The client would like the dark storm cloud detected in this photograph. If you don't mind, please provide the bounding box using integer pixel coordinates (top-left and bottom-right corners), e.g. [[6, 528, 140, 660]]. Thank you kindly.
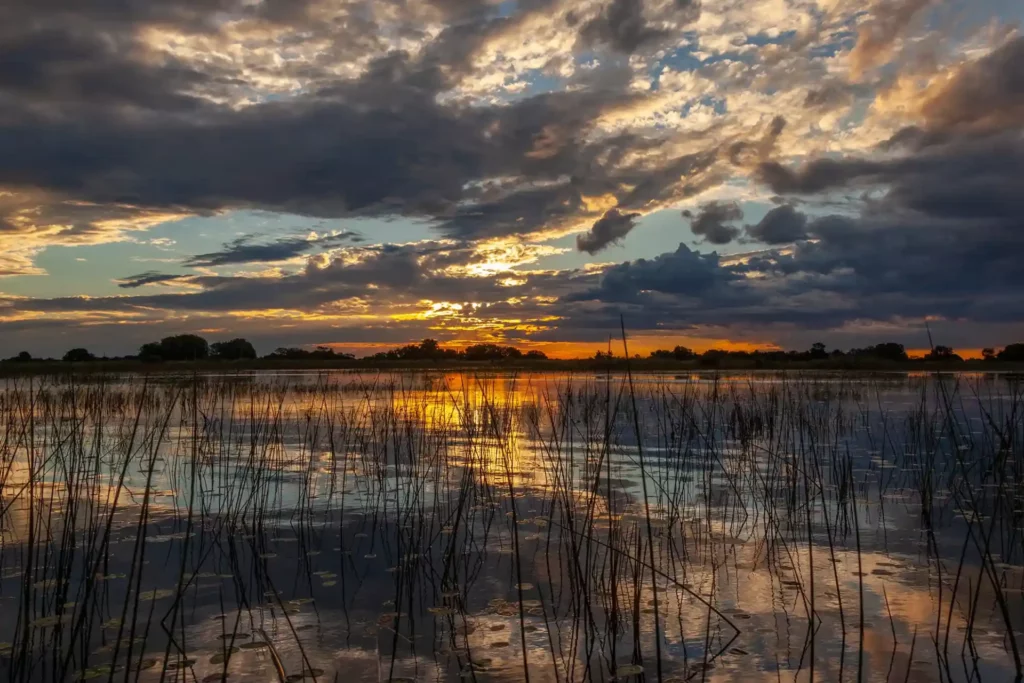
[[13, 240, 566, 316], [3, 0, 1023, 355], [585, 243, 741, 299], [803, 83, 854, 110], [183, 232, 360, 268], [0, 27, 220, 113], [727, 116, 786, 166], [0, 0, 724, 254], [760, 38, 1024, 198], [577, 0, 696, 54], [684, 201, 742, 244], [116, 272, 188, 289], [579, 0, 668, 54], [745, 204, 808, 244], [0, 41, 682, 244], [918, 36, 1024, 133], [576, 209, 641, 254], [756, 157, 884, 195]]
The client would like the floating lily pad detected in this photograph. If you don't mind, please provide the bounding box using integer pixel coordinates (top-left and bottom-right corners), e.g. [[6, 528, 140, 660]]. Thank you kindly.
[[427, 606, 454, 616], [138, 588, 176, 601], [164, 658, 197, 671], [30, 614, 71, 628], [128, 658, 159, 671], [77, 664, 123, 680]]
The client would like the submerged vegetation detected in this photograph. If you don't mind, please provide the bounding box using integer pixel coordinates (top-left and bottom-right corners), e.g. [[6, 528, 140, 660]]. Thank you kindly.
[[0, 370, 1023, 682]]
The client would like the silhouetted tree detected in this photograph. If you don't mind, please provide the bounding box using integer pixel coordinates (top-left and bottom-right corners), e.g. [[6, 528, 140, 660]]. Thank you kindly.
[[63, 348, 96, 362], [139, 342, 163, 361], [462, 343, 522, 361], [809, 342, 828, 360], [672, 345, 696, 360], [849, 342, 908, 362], [266, 346, 354, 360], [924, 345, 963, 362], [524, 350, 548, 360], [139, 335, 209, 361], [211, 338, 257, 360], [649, 345, 696, 360], [998, 343, 1024, 362], [982, 347, 997, 361], [2, 351, 33, 363]]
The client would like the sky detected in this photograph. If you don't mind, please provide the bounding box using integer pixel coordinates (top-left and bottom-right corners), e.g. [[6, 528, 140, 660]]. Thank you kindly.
[[1, 0, 1023, 358]]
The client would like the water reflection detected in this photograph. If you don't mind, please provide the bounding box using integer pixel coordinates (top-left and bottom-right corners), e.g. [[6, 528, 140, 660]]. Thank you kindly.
[[0, 371, 1022, 681]]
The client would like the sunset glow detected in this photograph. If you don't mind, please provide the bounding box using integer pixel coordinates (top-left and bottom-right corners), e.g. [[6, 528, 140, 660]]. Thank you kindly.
[[1, 0, 1022, 358]]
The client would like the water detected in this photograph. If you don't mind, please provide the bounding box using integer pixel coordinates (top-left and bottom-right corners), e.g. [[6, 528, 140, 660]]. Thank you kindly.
[[0, 371, 1022, 682]]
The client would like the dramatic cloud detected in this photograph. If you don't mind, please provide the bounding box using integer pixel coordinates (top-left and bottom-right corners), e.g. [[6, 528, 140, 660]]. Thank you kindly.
[[685, 201, 743, 245], [918, 36, 1024, 133], [183, 232, 361, 267], [849, 0, 933, 79], [0, 0, 1021, 356], [579, 0, 674, 54], [746, 205, 808, 244], [576, 208, 641, 254], [117, 272, 188, 289]]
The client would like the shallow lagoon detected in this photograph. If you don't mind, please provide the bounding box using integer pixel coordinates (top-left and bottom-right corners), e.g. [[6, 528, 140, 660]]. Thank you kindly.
[[1, 371, 1022, 682]]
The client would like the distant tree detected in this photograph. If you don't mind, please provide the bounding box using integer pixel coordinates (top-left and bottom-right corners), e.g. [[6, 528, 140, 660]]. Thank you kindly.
[[161, 334, 209, 361], [63, 348, 95, 362], [672, 345, 696, 360], [699, 348, 729, 367], [462, 343, 522, 361], [809, 342, 828, 360], [211, 338, 257, 360], [3, 351, 33, 363], [524, 350, 548, 360], [849, 342, 908, 362], [594, 350, 614, 360], [266, 346, 354, 361], [997, 343, 1024, 362], [982, 347, 997, 361], [139, 342, 163, 361], [924, 345, 963, 362], [649, 345, 695, 360], [139, 335, 209, 361]]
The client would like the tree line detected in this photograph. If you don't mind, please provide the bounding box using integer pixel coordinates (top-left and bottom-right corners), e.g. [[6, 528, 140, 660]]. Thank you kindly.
[[4, 336, 1024, 365], [642, 342, 1024, 364]]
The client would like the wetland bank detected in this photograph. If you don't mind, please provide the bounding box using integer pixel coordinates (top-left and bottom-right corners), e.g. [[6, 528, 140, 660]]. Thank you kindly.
[[0, 371, 1022, 682]]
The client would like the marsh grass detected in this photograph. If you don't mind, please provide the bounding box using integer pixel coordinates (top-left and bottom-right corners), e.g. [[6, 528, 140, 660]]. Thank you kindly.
[[0, 370, 1021, 682]]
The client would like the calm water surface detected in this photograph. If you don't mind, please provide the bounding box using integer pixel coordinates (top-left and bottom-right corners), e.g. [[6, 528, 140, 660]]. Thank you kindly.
[[1, 371, 1022, 682]]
